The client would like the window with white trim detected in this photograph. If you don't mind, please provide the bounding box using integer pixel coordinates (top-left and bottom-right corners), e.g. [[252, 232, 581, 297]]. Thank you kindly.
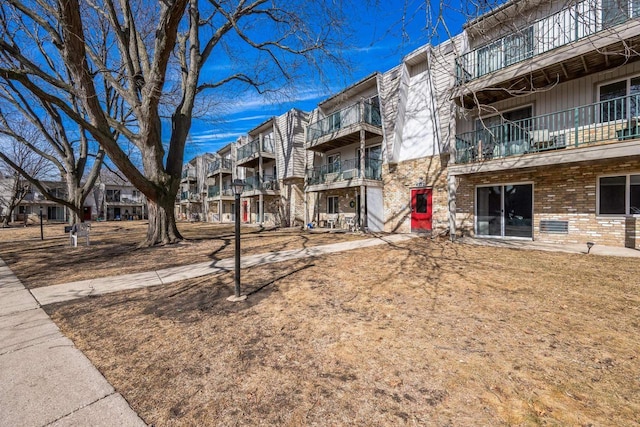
[[598, 174, 640, 215], [599, 75, 640, 122], [327, 196, 339, 214]]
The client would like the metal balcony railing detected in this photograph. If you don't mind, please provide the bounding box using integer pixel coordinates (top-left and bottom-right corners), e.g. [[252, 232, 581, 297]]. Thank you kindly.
[[456, 0, 637, 84], [207, 186, 220, 198], [306, 158, 383, 185], [454, 93, 640, 164], [243, 174, 279, 192], [207, 158, 233, 175], [181, 169, 196, 180], [237, 136, 275, 161], [306, 101, 382, 142], [207, 185, 234, 197], [180, 191, 200, 201]]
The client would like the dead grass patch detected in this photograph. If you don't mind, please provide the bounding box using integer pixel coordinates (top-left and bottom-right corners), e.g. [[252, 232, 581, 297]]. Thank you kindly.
[[0, 221, 364, 288], [46, 238, 640, 426]]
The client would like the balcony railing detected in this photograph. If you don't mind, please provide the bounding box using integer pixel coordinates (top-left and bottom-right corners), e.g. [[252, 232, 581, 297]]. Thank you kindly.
[[237, 136, 275, 161], [207, 186, 234, 197], [243, 174, 279, 192], [456, 0, 637, 84], [207, 158, 233, 175], [454, 93, 640, 164], [180, 191, 200, 201], [306, 101, 382, 142], [181, 169, 196, 180], [306, 158, 382, 185]]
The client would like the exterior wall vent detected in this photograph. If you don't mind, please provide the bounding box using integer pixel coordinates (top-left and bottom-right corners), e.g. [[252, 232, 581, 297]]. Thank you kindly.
[[539, 220, 569, 234]]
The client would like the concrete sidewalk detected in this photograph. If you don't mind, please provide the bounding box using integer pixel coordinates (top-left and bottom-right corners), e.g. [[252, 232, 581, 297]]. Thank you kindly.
[[459, 236, 640, 257], [0, 258, 146, 427], [31, 233, 413, 306]]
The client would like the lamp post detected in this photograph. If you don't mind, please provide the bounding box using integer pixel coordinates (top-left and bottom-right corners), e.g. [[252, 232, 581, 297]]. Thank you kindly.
[[228, 179, 247, 302], [39, 206, 43, 240]]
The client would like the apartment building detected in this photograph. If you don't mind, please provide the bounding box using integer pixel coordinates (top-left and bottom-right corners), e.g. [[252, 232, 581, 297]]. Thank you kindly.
[[304, 74, 384, 231], [237, 109, 308, 227], [177, 153, 214, 221], [15, 181, 81, 223], [205, 142, 238, 223], [93, 174, 147, 221], [450, 0, 640, 248]]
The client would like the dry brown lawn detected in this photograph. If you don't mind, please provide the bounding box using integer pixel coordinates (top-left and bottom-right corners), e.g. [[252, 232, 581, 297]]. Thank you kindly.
[[2, 223, 639, 425], [0, 221, 364, 288]]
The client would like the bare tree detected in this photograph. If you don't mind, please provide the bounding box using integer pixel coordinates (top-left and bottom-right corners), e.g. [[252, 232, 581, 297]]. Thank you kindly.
[[0, 136, 52, 226], [0, 0, 349, 245], [0, 84, 106, 225]]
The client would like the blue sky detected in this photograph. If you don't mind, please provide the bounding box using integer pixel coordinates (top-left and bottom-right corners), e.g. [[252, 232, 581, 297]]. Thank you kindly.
[[183, 0, 468, 159]]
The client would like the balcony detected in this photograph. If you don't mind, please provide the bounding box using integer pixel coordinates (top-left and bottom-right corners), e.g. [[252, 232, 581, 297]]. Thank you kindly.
[[455, 0, 640, 105], [207, 185, 234, 199], [236, 136, 275, 168], [180, 191, 200, 202], [452, 94, 640, 172], [242, 174, 279, 195], [306, 101, 382, 152], [306, 158, 382, 188], [181, 169, 197, 182], [207, 158, 233, 176]]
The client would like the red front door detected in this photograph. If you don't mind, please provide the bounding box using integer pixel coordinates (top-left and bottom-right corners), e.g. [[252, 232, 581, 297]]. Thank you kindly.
[[411, 188, 432, 232], [242, 201, 248, 222]]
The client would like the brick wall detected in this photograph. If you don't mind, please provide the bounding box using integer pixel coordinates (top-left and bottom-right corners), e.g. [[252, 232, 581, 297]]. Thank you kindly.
[[383, 155, 449, 234], [454, 158, 640, 248]]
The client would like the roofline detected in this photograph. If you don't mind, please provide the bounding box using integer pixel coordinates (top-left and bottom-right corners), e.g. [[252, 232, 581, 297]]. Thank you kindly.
[[318, 72, 381, 108], [248, 116, 275, 135]]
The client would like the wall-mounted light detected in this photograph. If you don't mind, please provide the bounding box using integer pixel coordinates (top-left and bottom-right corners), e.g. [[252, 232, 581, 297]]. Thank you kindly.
[[416, 177, 425, 188]]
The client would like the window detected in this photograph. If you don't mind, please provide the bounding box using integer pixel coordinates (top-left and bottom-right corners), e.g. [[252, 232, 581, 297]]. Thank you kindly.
[[598, 174, 640, 214], [329, 111, 341, 131], [106, 189, 121, 202], [327, 196, 339, 214], [504, 26, 534, 66], [599, 76, 640, 122], [327, 154, 340, 174], [602, 0, 632, 28]]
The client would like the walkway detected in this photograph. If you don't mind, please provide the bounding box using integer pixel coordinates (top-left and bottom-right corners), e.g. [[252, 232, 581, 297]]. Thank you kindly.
[[0, 258, 146, 427], [0, 233, 412, 426], [31, 233, 413, 306]]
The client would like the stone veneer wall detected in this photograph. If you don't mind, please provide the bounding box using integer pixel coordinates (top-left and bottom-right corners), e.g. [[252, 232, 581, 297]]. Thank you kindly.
[[383, 155, 449, 234], [306, 188, 360, 226], [454, 158, 640, 248]]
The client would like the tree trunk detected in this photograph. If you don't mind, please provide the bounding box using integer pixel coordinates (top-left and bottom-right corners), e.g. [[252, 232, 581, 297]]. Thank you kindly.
[[144, 194, 183, 246]]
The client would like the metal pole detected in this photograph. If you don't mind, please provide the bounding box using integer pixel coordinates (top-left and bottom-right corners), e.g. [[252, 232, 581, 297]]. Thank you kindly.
[[39, 207, 43, 240], [234, 192, 241, 298]]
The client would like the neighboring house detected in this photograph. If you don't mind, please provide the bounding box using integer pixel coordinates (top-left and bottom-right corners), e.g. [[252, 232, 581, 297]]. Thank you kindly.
[[15, 181, 74, 223], [304, 74, 384, 231], [449, 0, 640, 248], [92, 174, 147, 221], [237, 109, 308, 227], [206, 142, 237, 223], [177, 153, 215, 221]]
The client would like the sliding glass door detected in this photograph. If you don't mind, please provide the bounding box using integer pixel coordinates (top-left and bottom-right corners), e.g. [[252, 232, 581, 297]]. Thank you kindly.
[[476, 184, 533, 238]]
